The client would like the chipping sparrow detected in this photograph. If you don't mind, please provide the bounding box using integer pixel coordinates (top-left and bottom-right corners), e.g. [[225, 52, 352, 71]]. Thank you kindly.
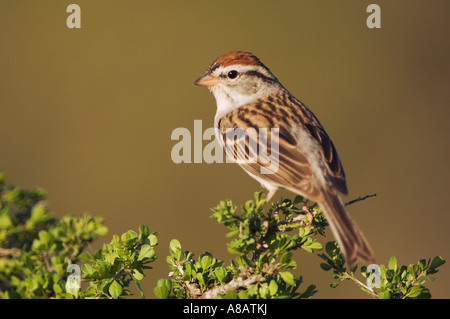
[[194, 51, 374, 265]]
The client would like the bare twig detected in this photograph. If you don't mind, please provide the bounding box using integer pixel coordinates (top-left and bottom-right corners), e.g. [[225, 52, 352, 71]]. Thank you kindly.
[[201, 263, 280, 299], [184, 281, 203, 298], [0, 247, 20, 257], [201, 273, 265, 299], [345, 194, 376, 207], [341, 272, 378, 298]]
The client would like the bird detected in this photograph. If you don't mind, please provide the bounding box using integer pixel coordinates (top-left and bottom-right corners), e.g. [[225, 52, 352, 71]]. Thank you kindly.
[[194, 51, 374, 265]]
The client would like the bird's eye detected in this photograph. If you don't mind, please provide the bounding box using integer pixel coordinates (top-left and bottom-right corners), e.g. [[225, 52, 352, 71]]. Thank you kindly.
[[227, 70, 238, 79]]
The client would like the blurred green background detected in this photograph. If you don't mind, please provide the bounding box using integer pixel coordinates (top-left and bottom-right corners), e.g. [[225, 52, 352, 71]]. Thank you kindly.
[[1, 1, 449, 298]]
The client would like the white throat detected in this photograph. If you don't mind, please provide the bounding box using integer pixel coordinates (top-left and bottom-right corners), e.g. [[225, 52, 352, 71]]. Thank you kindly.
[[211, 84, 278, 124]]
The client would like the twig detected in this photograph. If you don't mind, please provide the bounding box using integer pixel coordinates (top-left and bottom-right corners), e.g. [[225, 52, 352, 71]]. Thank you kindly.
[[345, 194, 376, 207], [184, 281, 203, 298], [341, 272, 378, 298], [0, 247, 20, 257], [201, 273, 266, 299], [201, 263, 280, 299]]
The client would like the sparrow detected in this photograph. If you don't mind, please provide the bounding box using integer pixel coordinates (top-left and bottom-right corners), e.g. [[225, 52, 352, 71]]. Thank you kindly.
[[194, 51, 374, 265]]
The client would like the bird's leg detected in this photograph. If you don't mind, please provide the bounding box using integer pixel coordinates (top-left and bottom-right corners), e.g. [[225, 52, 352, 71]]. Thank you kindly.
[[264, 189, 276, 203], [302, 199, 314, 225]]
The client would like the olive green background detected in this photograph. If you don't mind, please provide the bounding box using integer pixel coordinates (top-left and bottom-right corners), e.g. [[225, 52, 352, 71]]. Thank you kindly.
[[1, 1, 449, 298]]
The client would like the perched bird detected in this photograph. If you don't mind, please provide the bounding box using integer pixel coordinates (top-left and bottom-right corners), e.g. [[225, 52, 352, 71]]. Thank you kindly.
[[194, 51, 374, 265]]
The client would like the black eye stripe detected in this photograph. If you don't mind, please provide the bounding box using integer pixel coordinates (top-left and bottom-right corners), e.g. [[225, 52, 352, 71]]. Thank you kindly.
[[218, 69, 275, 82], [244, 70, 274, 83]]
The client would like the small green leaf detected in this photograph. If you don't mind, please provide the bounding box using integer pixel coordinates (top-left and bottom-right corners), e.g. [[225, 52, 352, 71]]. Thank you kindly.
[[214, 267, 227, 284], [109, 280, 122, 299], [38, 230, 50, 245], [418, 259, 427, 270], [279, 271, 295, 286], [238, 290, 249, 299], [139, 225, 149, 238], [320, 263, 332, 271], [307, 241, 322, 251], [154, 279, 172, 299], [269, 280, 278, 296], [405, 286, 423, 298], [132, 269, 144, 281], [81, 263, 94, 276], [330, 280, 341, 288], [293, 195, 304, 204], [325, 241, 339, 257], [299, 284, 317, 298], [259, 283, 269, 298], [223, 291, 237, 299], [225, 229, 239, 238], [200, 255, 213, 270], [379, 290, 391, 299], [135, 281, 146, 299], [429, 256, 445, 270], [149, 233, 158, 246], [169, 239, 182, 259], [388, 256, 397, 271], [138, 244, 155, 261]]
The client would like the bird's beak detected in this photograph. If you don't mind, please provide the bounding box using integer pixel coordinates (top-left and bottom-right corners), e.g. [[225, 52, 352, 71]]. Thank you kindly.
[[194, 72, 218, 87]]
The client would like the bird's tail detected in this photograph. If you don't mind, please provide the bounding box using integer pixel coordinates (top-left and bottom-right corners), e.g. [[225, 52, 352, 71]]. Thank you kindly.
[[319, 192, 375, 265]]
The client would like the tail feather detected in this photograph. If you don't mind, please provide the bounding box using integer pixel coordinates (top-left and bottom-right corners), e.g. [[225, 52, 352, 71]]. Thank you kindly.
[[319, 193, 374, 265]]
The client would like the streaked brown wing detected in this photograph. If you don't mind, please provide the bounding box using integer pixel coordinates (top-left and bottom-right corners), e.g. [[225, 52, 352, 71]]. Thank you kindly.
[[217, 90, 347, 197], [303, 122, 348, 194], [217, 107, 322, 201], [273, 89, 348, 195]]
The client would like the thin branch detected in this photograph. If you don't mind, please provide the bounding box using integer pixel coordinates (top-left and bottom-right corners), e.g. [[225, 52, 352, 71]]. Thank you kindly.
[[184, 281, 203, 298], [201, 273, 266, 299], [345, 194, 376, 207], [0, 247, 20, 257], [201, 263, 280, 299], [341, 272, 378, 298]]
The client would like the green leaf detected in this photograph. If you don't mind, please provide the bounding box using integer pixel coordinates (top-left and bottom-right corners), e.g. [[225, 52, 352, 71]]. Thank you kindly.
[[418, 259, 427, 271], [279, 271, 295, 286], [238, 290, 249, 299], [135, 281, 146, 299], [96, 225, 108, 236], [379, 290, 391, 299], [307, 241, 322, 251], [325, 241, 339, 257], [280, 252, 297, 269], [299, 284, 317, 298], [429, 256, 445, 270], [388, 256, 397, 271], [214, 267, 227, 284], [225, 229, 239, 238], [330, 280, 341, 288], [38, 230, 50, 245], [132, 269, 144, 281], [81, 263, 94, 276], [320, 263, 332, 271], [121, 230, 138, 247], [154, 279, 172, 299], [138, 244, 155, 261], [139, 225, 150, 238], [0, 211, 12, 228], [109, 280, 122, 299], [269, 280, 278, 296], [405, 286, 423, 298], [293, 195, 304, 204], [223, 291, 237, 299], [200, 254, 213, 270], [169, 239, 182, 259], [149, 233, 158, 246], [259, 283, 269, 298]]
